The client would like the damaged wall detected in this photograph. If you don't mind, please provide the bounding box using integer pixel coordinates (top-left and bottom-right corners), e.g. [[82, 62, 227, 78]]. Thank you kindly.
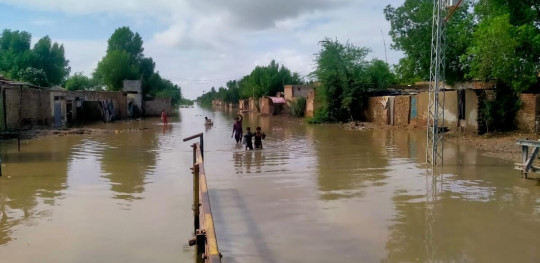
[[516, 93, 539, 133]]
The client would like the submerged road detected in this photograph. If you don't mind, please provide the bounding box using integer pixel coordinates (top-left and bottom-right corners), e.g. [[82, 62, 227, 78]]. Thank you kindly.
[[1, 105, 539, 262]]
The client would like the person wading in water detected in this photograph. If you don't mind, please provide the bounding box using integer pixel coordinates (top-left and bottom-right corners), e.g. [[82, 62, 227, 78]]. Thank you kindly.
[[231, 114, 243, 143], [161, 109, 168, 125], [254, 126, 265, 149], [244, 127, 254, 150]]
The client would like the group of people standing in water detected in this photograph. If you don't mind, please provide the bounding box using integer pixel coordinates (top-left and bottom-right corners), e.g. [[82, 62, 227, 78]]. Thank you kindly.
[[231, 114, 265, 150]]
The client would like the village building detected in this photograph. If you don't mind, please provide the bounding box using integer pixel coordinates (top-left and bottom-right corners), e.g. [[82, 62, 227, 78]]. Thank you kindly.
[[363, 81, 540, 134], [259, 96, 286, 115], [0, 77, 172, 131]]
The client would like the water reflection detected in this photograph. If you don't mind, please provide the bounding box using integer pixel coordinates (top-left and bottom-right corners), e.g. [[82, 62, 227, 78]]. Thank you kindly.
[[314, 127, 390, 200], [100, 125, 159, 202], [0, 136, 80, 245]]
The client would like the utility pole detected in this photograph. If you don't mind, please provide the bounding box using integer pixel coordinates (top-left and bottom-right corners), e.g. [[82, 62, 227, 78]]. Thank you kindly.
[[427, 0, 462, 166]]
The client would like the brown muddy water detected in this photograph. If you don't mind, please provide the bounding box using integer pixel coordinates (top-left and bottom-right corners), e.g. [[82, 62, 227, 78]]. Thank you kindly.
[[0, 105, 539, 263]]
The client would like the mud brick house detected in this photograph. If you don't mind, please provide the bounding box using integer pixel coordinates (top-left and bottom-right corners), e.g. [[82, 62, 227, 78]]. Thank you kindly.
[[0, 77, 172, 131], [363, 81, 530, 134]]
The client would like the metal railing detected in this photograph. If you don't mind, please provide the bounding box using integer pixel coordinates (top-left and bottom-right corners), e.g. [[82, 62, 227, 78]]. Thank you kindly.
[[183, 133, 221, 263]]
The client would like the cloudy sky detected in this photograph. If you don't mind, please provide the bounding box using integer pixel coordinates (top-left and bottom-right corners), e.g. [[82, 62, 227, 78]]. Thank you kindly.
[[0, 0, 404, 99]]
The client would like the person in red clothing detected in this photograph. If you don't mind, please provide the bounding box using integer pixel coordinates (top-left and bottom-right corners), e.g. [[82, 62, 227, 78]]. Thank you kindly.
[[161, 109, 168, 125]]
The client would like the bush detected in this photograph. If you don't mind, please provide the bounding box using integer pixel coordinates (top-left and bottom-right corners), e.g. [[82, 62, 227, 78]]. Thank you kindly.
[[290, 97, 306, 117], [481, 85, 522, 132], [307, 107, 330, 124]]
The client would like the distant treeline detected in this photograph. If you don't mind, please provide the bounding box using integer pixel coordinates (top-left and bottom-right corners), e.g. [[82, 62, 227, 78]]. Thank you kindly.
[[0, 27, 187, 106], [197, 59, 304, 106], [197, 38, 395, 123]]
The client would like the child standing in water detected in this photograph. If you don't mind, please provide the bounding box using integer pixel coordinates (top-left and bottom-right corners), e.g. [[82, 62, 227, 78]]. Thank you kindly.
[[244, 127, 254, 150], [231, 114, 243, 143], [161, 109, 168, 125], [254, 127, 265, 149]]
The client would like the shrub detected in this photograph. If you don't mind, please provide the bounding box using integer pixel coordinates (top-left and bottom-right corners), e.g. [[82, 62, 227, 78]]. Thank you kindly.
[[290, 97, 306, 117]]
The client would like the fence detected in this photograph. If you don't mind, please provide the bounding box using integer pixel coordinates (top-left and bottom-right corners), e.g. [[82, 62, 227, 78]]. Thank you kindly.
[[183, 133, 221, 263]]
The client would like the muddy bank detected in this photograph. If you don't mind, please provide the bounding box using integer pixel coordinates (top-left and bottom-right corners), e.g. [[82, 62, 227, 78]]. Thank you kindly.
[[336, 120, 532, 163], [445, 130, 535, 163]]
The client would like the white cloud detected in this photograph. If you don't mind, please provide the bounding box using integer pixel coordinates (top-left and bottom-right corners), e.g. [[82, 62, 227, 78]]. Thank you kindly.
[[59, 39, 107, 76], [1, 0, 406, 99]]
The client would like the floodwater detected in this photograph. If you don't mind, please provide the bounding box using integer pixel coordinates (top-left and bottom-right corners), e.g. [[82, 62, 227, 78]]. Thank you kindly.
[[1, 105, 539, 263]]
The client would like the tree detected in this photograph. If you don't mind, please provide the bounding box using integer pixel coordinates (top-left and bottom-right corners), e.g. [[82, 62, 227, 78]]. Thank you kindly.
[[384, 0, 474, 84], [18, 67, 48, 87], [1, 30, 70, 86], [106, 26, 144, 62], [312, 38, 371, 122], [65, 73, 97, 91], [238, 60, 302, 99], [367, 59, 395, 89], [464, 0, 540, 92], [94, 50, 139, 91], [0, 29, 33, 80], [31, 36, 70, 85]]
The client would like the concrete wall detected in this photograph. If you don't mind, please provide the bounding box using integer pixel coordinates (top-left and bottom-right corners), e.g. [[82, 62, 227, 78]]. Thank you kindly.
[[4, 87, 51, 130], [284, 85, 314, 102], [284, 85, 293, 102], [259, 97, 272, 115], [516, 93, 539, 133], [249, 97, 259, 113], [73, 90, 128, 120], [123, 80, 142, 114], [464, 89, 478, 130], [306, 90, 315, 118], [143, 98, 172, 117], [443, 90, 459, 129]]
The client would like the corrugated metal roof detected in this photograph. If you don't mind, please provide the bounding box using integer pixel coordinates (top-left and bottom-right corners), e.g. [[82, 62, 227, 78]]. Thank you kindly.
[[268, 96, 286, 104]]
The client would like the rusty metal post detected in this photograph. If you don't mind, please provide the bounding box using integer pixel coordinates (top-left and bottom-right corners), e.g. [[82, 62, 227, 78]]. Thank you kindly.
[[200, 135, 204, 160], [193, 163, 200, 233], [192, 143, 196, 165]]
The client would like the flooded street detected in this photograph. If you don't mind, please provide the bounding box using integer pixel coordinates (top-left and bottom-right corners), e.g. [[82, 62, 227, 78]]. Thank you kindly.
[[1, 105, 540, 262]]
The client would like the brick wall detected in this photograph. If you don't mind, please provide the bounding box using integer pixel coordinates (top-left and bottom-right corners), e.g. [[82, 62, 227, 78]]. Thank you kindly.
[[394, 96, 410, 126], [516, 93, 538, 132], [143, 98, 172, 117]]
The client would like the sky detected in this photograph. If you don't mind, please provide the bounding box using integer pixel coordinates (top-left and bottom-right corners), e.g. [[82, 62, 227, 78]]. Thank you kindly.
[[0, 0, 404, 99]]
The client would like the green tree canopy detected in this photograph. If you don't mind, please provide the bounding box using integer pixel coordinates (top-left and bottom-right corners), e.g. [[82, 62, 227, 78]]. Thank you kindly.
[[463, 0, 540, 92], [18, 67, 48, 87], [31, 36, 71, 85], [0, 29, 69, 86], [94, 49, 139, 91], [65, 72, 97, 91], [106, 26, 144, 62], [384, 0, 474, 84], [312, 38, 393, 122], [238, 60, 302, 99], [94, 27, 183, 105]]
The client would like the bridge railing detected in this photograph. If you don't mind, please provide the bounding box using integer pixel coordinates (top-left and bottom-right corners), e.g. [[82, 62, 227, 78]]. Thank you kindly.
[[183, 133, 221, 263]]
